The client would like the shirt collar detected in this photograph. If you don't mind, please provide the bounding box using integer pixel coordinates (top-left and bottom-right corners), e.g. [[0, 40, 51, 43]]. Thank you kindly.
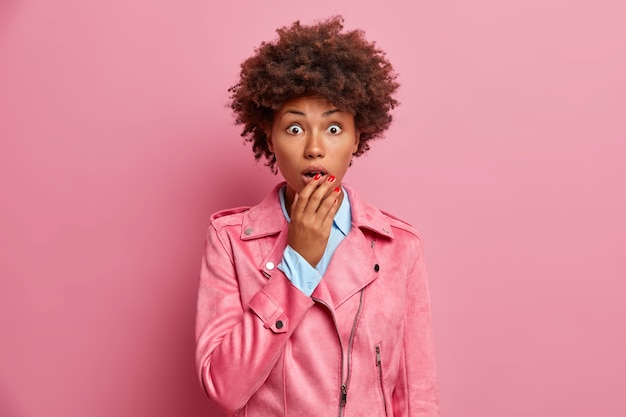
[[278, 185, 352, 236]]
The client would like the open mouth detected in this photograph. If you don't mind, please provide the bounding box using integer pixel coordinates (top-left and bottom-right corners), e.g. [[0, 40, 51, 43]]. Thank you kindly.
[[303, 170, 327, 178]]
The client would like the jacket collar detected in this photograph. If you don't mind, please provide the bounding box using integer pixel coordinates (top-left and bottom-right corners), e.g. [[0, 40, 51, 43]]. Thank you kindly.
[[241, 182, 395, 240], [345, 184, 395, 239]]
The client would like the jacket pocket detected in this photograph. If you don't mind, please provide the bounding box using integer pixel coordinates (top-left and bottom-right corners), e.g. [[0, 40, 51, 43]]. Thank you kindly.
[[375, 344, 389, 417]]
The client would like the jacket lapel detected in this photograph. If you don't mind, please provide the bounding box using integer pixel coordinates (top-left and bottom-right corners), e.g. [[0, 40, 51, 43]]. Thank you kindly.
[[321, 227, 379, 308], [242, 183, 396, 310]]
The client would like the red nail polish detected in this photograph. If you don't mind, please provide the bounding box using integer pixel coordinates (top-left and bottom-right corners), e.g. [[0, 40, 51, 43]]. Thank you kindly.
[[334, 187, 340, 193], [314, 173, 321, 180], [328, 175, 336, 182]]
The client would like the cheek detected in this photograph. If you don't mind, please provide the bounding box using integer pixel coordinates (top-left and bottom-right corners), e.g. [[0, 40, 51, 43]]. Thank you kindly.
[[275, 154, 297, 177], [272, 146, 288, 165], [343, 144, 356, 160]]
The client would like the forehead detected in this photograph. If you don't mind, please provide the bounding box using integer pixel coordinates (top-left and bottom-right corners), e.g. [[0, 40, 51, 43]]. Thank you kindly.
[[277, 96, 344, 116]]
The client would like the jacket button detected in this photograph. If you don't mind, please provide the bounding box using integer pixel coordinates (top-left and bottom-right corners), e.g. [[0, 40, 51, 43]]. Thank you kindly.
[[275, 320, 284, 329], [374, 264, 380, 272], [265, 261, 275, 270], [244, 227, 253, 235]]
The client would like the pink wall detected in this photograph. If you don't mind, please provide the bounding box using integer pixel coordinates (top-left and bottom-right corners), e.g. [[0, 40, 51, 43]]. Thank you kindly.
[[1, 1, 625, 416]]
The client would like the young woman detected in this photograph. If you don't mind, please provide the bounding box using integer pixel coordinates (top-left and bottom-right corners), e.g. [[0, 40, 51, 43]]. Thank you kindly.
[[195, 16, 439, 417]]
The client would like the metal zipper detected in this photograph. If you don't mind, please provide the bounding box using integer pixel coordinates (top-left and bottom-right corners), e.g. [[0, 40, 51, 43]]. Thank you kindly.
[[340, 383, 348, 407], [341, 290, 365, 415], [312, 289, 365, 417], [375, 344, 388, 416]]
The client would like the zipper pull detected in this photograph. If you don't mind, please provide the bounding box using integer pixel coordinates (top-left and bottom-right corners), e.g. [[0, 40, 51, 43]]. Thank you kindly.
[[376, 345, 382, 365], [340, 384, 348, 406]]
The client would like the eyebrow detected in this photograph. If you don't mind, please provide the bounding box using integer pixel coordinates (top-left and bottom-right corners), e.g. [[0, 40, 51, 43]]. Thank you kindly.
[[283, 109, 341, 117]]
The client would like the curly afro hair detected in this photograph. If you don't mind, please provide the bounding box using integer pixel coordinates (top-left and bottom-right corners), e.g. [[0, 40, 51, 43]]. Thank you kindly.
[[228, 15, 399, 172]]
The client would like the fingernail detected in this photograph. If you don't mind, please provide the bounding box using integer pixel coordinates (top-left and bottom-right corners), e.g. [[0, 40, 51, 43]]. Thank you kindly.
[[334, 187, 340, 193], [328, 175, 336, 182], [314, 173, 321, 180]]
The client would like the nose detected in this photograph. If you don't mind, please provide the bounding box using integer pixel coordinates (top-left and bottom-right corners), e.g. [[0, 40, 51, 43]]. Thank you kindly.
[[304, 130, 325, 159]]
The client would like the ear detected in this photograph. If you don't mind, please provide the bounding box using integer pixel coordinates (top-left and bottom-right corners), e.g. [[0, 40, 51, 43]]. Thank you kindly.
[[263, 125, 274, 153], [352, 130, 361, 154], [266, 133, 273, 153]]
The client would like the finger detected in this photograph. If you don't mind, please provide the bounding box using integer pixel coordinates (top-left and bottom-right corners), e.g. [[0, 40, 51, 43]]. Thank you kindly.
[[303, 175, 338, 216], [317, 186, 342, 226], [290, 192, 299, 215], [291, 174, 326, 216]]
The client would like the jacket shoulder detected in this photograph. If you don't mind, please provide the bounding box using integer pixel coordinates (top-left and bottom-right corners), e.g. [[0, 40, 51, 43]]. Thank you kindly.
[[380, 209, 421, 240], [209, 206, 250, 229]]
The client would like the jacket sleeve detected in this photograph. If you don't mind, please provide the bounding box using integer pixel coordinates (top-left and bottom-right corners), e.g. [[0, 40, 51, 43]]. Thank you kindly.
[[195, 223, 315, 413], [392, 240, 440, 416]]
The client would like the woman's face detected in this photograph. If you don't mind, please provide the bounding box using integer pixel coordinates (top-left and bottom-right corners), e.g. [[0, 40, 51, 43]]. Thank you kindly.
[[267, 96, 360, 207]]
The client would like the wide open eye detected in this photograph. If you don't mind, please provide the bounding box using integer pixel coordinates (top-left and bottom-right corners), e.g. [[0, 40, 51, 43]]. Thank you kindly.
[[326, 124, 342, 135], [287, 124, 303, 135]]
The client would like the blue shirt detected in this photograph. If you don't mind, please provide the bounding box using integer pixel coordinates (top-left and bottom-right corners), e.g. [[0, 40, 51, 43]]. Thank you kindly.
[[277, 186, 352, 296]]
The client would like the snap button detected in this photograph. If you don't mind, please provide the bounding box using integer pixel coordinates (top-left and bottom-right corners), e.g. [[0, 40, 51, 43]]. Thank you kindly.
[[265, 261, 275, 270], [275, 320, 284, 329], [374, 264, 380, 272], [244, 227, 253, 235]]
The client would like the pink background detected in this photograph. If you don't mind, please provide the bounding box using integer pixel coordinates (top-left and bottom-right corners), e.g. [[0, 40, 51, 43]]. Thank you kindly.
[[1, 0, 625, 416]]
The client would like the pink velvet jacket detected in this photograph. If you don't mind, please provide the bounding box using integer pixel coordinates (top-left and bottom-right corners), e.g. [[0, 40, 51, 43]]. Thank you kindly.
[[195, 183, 439, 416]]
